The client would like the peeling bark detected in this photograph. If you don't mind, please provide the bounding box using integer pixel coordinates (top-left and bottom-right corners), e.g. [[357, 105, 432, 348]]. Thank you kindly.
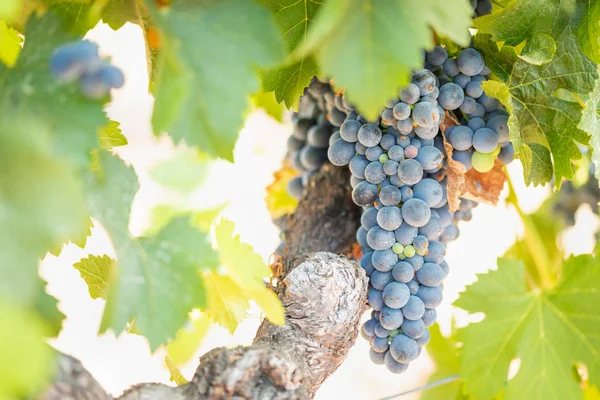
[[41, 165, 366, 400]]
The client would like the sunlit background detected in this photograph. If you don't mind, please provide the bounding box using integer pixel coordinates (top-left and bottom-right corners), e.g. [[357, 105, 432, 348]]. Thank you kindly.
[[39, 22, 600, 399]]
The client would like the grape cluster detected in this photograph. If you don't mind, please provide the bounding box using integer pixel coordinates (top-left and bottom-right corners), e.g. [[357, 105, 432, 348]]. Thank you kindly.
[[283, 41, 514, 373], [425, 46, 514, 173], [326, 71, 457, 374], [51, 40, 125, 100], [323, 47, 514, 374], [285, 77, 350, 199]]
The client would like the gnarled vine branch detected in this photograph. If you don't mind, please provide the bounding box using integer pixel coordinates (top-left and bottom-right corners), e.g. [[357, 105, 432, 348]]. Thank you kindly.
[[41, 165, 367, 400]]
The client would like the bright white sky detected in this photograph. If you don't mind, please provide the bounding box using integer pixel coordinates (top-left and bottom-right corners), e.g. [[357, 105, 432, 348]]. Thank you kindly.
[[38, 21, 599, 400]]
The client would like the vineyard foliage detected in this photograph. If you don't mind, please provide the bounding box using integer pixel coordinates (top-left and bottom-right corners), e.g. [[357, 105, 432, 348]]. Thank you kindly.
[[1, 0, 600, 398]]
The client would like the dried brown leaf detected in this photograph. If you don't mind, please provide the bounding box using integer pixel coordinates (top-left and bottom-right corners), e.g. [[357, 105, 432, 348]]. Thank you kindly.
[[460, 159, 506, 206], [441, 113, 466, 212], [441, 111, 507, 211]]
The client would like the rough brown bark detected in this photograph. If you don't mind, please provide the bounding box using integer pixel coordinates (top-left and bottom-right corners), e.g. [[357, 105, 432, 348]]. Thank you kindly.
[[41, 164, 366, 400]]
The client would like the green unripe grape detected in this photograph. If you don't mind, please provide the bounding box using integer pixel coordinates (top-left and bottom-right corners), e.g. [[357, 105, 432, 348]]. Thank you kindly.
[[472, 151, 495, 173], [490, 145, 501, 157], [392, 242, 405, 254], [379, 154, 389, 163], [403, 244, 416, 258], [389, 329, 401, 338]]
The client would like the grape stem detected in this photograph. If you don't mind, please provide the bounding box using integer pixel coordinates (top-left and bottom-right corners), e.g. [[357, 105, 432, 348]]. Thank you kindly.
[[376, 375, 460, 399], [505, 170, 556, 290]]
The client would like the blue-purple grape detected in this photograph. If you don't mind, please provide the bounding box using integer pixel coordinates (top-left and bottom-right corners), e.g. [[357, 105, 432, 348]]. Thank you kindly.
[[400, 318, 426, 339], [416, 263, 445, 287], [358, 124, 382, 147], [390, 334, 419, 363], [401, 198, 431, 228], [457, 48, 485, 76], [472, 127, 499, 153], [392, 261, 414, 283], [438, 83, 465, 110], [382, 281, 411, 308]]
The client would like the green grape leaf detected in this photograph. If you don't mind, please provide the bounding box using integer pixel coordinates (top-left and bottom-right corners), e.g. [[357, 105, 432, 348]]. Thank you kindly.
[[259, 0, 321, 109], [48, 217, 92, 257], [421, 324, 466, 400], [190, 204, 228, 231], [150, 148, 210, 193], [148, 0, 285, 161], [303, 0, 472, 119], [518, 33, 557, 65], [456, 256, 600, 400], [475, 30, 598, 186], [0, 301, 54, 399], [0, 20, 21, 67], [33, 281, 65, 338], [252, 90, 284, 122], [86, 152, 219, 349], [98, 120, 127, 149], [166, 313, 211, 366], [73, 254, 115, 300], [145, 202, 227, 237], [581, 69, 600, 184], [578, 0, 600, 63], [474, 0, 580, 46], [101, 0, 143, 30], [0, 12, 106, 290], [261, 57, 319, 111]]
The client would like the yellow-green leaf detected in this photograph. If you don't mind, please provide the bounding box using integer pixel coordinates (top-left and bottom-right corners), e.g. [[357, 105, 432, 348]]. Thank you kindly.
[[214, 219, 284, 326], [150, 148, 211, 193], [203, 271, 249, 334], [73, 254, 115, 300], [145, 203, 227, 237], [0, 0, 21, 22], [421, 324, 464, 400], [164, 355, 188, 385], [191, 203, 228, 231], [585, 385, 600, 400], [246, 287, 285, 326], [167, 313, 211, 366], [0, 20, 21, 67], [215, 219, 272, 291], [0, 301, 54, 398], [97, 120, 127, 149], [252, 90, 284, 122], [266, 166, 299, 218]]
